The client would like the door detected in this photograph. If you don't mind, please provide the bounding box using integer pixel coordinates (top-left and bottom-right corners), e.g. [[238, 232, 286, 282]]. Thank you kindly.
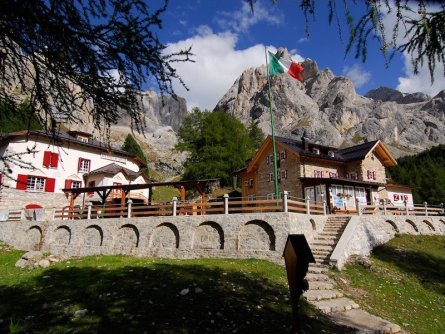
[[330, 184, 344, 210], [344, 186, 355, 209], [304, 187, 315, 203]]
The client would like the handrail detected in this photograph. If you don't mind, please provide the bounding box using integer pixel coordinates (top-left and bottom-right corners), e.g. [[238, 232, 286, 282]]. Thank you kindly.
[[2, 195, 443, 221]]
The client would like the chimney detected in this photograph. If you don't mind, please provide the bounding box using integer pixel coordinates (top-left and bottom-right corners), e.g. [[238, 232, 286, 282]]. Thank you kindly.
[[301, 130, 309, 151]]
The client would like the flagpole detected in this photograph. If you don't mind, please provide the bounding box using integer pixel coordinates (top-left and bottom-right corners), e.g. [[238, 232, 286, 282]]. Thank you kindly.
[[265, 47, 279, 200]]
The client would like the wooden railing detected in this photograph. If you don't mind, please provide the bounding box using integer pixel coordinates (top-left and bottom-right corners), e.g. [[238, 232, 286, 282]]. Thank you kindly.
[[2, 193, 443, 221], [360, 202, 444, 216]]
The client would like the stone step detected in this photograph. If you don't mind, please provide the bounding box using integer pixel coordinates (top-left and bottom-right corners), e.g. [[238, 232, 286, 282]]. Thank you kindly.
[[304, 289, 344, 301], [312, 297, 360, 314], [306, 273, 329, 282], [329, 309, 402, 333], [307, 266, 328, 274], [325, 222, 347, 226], [307, 280, 334, 290], [311, 244, 334, 250], [323, 226, 346, 231], [308, 262, 329, 268], [313, 257, 330, 264], [312, 250, 332, 256], [312, 239, 337, 246]]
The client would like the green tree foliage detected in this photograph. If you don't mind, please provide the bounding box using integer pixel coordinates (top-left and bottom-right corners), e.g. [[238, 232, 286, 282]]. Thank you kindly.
[[247, 119, 265, 151], [176, 109, 259, 186], [0, 0, 192, 133], [0, 100, 42, 133], [122, 134, 147, 164], [388, 145, 445, 204]]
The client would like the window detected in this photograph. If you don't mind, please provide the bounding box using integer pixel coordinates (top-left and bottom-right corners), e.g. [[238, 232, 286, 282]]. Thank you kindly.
[[27, 176, 45, 192], [279, 151, 286, 160], [329, 172, 338, 178], [367, 170, 377, 180], [77, 135, 89, 143], [42, 151, 59, 168], [113, 182, 122, 194], [248, 179, 254, 187], [64, 179, 82, 189], [78, 158, 91, 173], [313, 147, 320, 154], [72, 181, 81, 189], [268, 173, 274, 182], [314, 170, 324, 178], [281, 169, 287, 179], [328, 150, 335, 158]]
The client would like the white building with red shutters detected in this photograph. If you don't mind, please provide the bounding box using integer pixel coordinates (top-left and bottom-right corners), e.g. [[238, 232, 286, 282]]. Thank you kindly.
[[0, 130, 149, 209]]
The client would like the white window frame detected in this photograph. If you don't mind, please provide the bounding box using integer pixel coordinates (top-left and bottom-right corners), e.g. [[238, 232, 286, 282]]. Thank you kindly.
[[79, 158, 91, 173], [71, 181, 82, 189], [27, 176, 45, 192]]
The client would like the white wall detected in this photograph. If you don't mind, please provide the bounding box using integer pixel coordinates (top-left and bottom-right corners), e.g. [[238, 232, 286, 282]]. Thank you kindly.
[[1, 135, 141, 194]]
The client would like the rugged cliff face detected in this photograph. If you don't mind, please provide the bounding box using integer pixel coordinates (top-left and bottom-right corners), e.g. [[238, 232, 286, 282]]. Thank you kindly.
[[215, 49, 445, 157], [67, 90, 189, 178]]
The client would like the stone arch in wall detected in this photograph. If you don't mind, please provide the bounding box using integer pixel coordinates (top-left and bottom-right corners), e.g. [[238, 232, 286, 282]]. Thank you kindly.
[[84, 225, 104, 247], [385, 220, 400, 233], [239, 220, 276, 251], [192, 221, 224, 250], [310, 219, 316, 231], [116, 224, 140, 253], [150, 223, 180, 249], [53, 225, 72, 246], [25, 225, 43, 250], [405, 219, 419, 233], [422, 220, 435, 232]]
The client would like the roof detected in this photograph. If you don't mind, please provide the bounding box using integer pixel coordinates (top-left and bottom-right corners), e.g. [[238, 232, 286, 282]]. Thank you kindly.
[[86, 163, 146, 181], [2, 129, 147, 168], [274, 136, 396, 166]]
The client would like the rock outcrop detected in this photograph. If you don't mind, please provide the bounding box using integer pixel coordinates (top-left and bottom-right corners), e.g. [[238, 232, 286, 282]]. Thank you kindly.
[[215, 48, 445, 157]]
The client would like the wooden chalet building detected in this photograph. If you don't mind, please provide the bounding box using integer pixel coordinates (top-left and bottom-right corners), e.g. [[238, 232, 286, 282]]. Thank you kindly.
[[240, 134, 399, 212]]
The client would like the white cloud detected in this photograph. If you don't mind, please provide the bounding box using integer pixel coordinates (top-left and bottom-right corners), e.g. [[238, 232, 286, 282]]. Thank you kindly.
[[164, 27, 279, 111], [215, 1, 283, 33], [342, 64, 371, 88], [380, 3, 445, 95], [396, 53, 445, 96]]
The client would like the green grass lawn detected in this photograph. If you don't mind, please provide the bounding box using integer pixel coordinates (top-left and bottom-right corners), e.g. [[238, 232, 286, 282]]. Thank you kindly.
[[332, 235, 445, 334], [0, 243, 350, 334]]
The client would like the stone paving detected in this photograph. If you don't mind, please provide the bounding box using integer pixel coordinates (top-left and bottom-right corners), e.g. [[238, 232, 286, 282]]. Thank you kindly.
[[304, 216, 402, 333]]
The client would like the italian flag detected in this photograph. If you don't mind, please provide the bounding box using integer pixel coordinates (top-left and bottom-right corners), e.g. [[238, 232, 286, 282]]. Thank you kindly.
[[268, 51, 304, 82]]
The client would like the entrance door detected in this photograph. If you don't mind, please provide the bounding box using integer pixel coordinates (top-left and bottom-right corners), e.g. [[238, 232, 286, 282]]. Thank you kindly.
[[304, 187, 315, 203], [355, 187, 367, 205], [330, 184, 344, 210], [344, 186, 355, 209]]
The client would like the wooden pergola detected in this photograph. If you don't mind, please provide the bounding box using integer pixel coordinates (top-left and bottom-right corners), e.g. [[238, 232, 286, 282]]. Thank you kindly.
[[62, 179, 220, 211]]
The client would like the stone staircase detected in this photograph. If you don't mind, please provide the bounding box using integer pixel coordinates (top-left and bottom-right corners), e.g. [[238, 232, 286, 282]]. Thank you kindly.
[[304, 216, 402, 333]]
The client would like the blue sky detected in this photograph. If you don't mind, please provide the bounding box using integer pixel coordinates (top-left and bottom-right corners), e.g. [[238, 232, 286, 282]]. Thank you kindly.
[[153, 0, 444, 110]]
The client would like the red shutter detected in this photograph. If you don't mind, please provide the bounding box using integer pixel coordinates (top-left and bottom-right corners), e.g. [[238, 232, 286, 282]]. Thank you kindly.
[[43, 151, 51, 167], [51, 152, 59, 168], [45, 178, 56, 192], [16, 174, 28, 190], [64, 179, 72, 189], [78, 158, 82, 172]]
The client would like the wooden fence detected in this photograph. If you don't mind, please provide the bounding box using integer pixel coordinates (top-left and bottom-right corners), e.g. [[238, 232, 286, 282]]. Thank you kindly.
[[1, 193, 443, 221]]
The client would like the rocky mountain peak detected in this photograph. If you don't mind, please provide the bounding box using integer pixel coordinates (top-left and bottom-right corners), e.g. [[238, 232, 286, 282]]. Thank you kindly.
[[215, 51, 445, 157]]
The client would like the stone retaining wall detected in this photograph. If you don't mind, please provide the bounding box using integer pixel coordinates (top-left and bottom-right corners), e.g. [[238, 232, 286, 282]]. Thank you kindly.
[[0, 213, 326, 264], [330, 215, 445, 269], [1, 213, 444, 267]]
